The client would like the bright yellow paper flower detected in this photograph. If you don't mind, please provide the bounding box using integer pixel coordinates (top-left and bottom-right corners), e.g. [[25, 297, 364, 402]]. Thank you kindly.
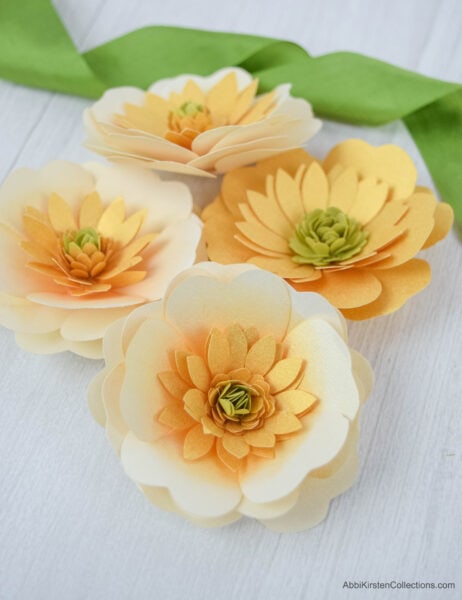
[[0, 161, 202, 358], [84, 67, 321, 177], [202, 141, 453, 319], [88, 263, 373, 531]]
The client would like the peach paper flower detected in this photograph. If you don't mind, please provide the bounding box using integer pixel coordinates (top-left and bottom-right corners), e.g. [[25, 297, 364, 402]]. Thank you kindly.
[[88, 262, 373, 531], [84, 67, 321, 177], [202, 140, 453, 319], [0, 161, 202, 358]]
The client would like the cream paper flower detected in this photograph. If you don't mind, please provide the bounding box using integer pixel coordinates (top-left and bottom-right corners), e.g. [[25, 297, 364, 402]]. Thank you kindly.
[[0, 161, 202, 358], [84, 67, 321, 177], [88, 263, 373, 531]]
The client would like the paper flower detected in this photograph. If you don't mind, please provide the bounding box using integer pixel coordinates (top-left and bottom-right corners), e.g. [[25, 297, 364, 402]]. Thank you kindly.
[[88, 262, 373, 531], [84, 67, 321, 177], [0, 161, 202, 358], [202, 141, 453, 319]]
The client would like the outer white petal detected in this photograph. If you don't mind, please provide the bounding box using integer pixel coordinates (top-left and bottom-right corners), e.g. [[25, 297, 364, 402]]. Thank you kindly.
[[238, 486, 300, 519], [142, 484, 242, 528], [90, 126, 197, 163], [0, 294, 67, 334], [148, 67, 253, 97], [284, 319, 360, 419], [39, 161, 96, 210], [0, 169, 44, 232], [120, 301, 163, 355], [287, 288, 347, 340], [86, 87, 146, 122], [125, 215, 203, 300], [83, 162, 194, 232], [87, 368, 108, 427], [121, 432, 242, 518], [241, 409, 349, 503], [102, 316, 126, 365], [163, 266, 293, 350], [260, 427, 359, 532], [15, 329, 67, 354], [120, 317, 184, 442], [102, 363, 129, 453], [27, 291, 145, 309], [60, 307, 133, 342], [0, 162, 95, 231], [15, 331, 102, 358], [350, 349, 374, 404], [94, 152, 216, 178]]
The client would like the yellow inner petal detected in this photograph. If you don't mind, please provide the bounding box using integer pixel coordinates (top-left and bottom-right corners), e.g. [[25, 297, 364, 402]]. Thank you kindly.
[[21, 191, 155, 297], [154, 323, 318, 474], [113, 72, 278, 150]]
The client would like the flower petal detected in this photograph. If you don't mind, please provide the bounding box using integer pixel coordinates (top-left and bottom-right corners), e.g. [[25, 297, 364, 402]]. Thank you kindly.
[[121, 432, 241, 518], [342, 259, 431, 320], [163, 267, 293, 350], [260, 428, 358, 532], [324, 140, 417, 201], [293, 269, 382, 309], [120, 318, 184, 442], [284, 318, 359, 419], [241, 409, 349, 503]]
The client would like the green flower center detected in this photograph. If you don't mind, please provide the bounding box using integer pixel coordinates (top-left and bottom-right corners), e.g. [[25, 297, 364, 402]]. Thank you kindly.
[[289, 207, 368, 267], [217, 381, 256, 418], [174, 101, 206, 118], [63, 227, 100, 254]]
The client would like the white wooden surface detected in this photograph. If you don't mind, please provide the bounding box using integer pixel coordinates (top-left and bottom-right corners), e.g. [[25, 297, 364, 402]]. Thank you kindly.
[[1, 1, 461, 599]]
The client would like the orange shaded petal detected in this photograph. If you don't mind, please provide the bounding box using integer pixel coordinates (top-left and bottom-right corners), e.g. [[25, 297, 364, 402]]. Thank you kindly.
[[79, 191, 104, 228], [293, 269, 382, 309], [48, 193, 77, 232], [206, 329, 232, 375], [183, 424, 215, 460], [244, 429, 276, 448], [226, 324, 248, 370], [264, 412, 302, 435], [422, 202, 454, 249], [327, 167, 358, 213], [222, 432, 250, 459], [186, 355, 211, 392], [206, 71, 239, 123], [324, 140, 417, 201], [157, 371, 190, 400], [266, 358, 304, 393], [229, 79, 259, 124], [183, 389, 208, 421], [158, 404, 196, 430], [216, 438, 241, 471], [245, 335, 276, 375], [342, 259, 431, 320], [371, 192, 435, 268], [276, 389, 317, 415]]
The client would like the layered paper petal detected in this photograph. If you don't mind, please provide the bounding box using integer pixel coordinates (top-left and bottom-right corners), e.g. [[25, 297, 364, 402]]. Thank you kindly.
[[84, 67, 321, 177], [88, 263, 372, 531], [203, 141, 453, 318], [0, 161, 202, 357]]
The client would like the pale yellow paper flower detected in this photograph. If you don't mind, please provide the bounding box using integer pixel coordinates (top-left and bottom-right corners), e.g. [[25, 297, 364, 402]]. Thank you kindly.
[[88, 262, 373, 531], [0, 161, 202, 358], [84, 67, 321, 177], [202, 141, 453, 319]]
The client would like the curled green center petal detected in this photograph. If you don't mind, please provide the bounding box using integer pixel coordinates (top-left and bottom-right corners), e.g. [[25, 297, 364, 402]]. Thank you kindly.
[[63, 227, 100, 254], [217, 381, 255, 418], [289, 207, 369, 267], [174, 101, 206, 118]]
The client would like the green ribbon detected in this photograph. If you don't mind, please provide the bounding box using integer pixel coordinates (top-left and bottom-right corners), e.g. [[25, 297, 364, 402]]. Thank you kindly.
[[1, 0, 461, 230]]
